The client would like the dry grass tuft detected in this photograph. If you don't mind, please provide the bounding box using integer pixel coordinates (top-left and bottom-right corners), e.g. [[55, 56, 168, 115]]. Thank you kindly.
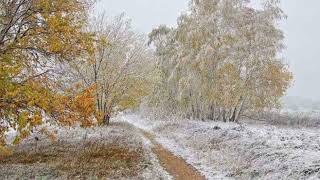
[[56, 142, 144, 178], [0, 126, 147, 179]]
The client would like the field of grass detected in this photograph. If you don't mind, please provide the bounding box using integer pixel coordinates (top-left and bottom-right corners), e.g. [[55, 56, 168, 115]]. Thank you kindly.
[[0, 123, 169, 179]]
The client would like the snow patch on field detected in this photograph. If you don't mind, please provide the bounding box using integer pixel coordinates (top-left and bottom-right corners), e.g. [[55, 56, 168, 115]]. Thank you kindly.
[[1, 122, 171, 180], [120, 113, 320, 180]]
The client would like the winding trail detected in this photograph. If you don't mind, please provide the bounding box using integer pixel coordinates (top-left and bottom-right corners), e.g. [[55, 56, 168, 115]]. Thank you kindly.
[[140, 129, 205, 180]]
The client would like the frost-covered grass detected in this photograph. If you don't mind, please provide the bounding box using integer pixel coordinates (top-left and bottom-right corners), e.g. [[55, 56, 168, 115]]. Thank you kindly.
[[0, 122, 170, 180], [120, 113, 320, 180], [246, 111, 320, 128]]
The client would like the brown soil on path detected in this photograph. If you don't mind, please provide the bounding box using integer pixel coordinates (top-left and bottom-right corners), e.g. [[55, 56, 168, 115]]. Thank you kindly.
[[142, 130, 206, 180]]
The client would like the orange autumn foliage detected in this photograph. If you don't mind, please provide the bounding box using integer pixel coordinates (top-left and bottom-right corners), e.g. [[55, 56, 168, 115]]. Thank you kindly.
[[0, 0, 95, 144], [51, 85, 97, 128]]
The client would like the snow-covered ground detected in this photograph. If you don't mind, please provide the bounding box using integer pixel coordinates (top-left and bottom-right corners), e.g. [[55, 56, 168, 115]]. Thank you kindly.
[[0, 122, 171, 180], [119, 113, 320, 180]]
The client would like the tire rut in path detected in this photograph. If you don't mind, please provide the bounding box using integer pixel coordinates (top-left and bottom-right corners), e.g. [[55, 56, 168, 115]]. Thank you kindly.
[[141, 130, 206, 180]]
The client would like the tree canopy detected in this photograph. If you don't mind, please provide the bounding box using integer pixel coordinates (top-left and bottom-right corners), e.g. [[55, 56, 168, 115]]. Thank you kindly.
[[147, 0, 292, 121], [0, 0, 95, 145]]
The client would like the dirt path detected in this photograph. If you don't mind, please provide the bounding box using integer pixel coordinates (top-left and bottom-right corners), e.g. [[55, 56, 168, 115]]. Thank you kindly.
[[141, 130, 206, 180]]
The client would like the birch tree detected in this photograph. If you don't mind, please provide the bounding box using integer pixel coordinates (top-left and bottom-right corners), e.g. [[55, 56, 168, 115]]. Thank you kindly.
[[148, 0, 292, 122]]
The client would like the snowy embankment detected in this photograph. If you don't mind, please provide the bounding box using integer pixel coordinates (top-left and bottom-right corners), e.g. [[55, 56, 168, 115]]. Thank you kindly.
[[1, 123, 171, 180], [119, 113, 320, 180]]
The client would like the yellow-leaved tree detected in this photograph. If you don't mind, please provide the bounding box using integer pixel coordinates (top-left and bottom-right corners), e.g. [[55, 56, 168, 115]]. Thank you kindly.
[[0, 0, 95, 148], [147, 0, 293, 122]]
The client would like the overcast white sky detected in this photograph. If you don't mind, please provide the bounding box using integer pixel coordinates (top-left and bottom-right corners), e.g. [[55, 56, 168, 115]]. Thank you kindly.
[[96, 0, 320, 100]]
